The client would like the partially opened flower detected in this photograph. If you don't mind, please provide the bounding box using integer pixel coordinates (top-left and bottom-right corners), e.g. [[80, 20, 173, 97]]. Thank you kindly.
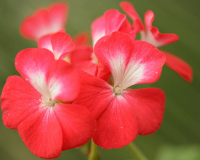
[[74, 31, 165, 149], [1, 48, 95, 159], [20, 2, 68, 41], [38, 31, 96, 75], [120, 1, 193, 82]]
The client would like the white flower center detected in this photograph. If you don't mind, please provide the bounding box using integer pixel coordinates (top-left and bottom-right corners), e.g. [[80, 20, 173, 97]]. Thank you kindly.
[[40, 97, 58, 108], [113, 84, 124, 95]]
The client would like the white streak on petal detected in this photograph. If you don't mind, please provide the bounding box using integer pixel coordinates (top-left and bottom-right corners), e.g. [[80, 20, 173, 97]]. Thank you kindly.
[[110, 55, 143, 89], [48, 77, 61, 100], [110, 55, 126, 88], [93, 30, 105, 46], [29, 71, 50, 99], [140, 31, 160, 47], [121, 61, 144, 89]]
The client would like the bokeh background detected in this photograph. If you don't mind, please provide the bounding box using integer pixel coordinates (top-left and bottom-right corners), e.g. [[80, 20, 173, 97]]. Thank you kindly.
[[0, 0, 200, 159]]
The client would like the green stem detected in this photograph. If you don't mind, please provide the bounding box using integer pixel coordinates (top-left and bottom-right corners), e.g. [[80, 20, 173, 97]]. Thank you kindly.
[[88, 139, 101, 160], [79, 141, 90, 157], [126, 142, 148, 160]]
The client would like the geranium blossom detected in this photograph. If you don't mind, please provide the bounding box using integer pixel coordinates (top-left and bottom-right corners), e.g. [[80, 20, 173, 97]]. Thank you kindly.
[[74, 31, 165, 149], [20, 2, 68, 41], [120, 1, 193, 82], [1, 48, 95, 159]]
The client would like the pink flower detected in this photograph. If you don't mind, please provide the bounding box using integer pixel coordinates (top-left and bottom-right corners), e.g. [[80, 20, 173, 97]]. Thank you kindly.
[[20, 2, 68, 41], [1, 48, 95, 159], [74, 31, 165, 149], [120, 1, 193, 82]]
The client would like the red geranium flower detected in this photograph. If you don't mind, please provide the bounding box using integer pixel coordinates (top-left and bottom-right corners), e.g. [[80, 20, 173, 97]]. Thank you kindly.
[[120, 1, 193, 82], [74, 31, 166, 149], [20, 2, 68, 41], [1, 48, 95, 159]]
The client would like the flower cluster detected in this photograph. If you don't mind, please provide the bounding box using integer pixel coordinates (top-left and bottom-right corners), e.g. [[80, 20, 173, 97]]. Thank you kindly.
[[0, 1, 193, 159]]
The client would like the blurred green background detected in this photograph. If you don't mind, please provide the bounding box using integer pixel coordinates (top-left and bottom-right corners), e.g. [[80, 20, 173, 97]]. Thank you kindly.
[[0, 0, 200, 159]]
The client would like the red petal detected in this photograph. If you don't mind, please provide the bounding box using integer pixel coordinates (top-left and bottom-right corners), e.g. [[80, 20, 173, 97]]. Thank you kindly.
[[123, 88, 165, 135], [118, 19, 136, 42], [91, 15, 105, 45], [94, 32, 133, 87], [142, 10, 179, 47], [70, 45, 93, 63], [163, 50, 193, 82], [54, 103, 96, 150], [104, 9, 126, 35], [119, 18, 132, 31], [72, 61, 96, 75], [48, 2, 68, 32], [37, 29, 65, 52], [96, 61, 111, 81], [1, 76, 41, 130], [120, 1, 145, 34], [73, 32, 90, 46], [20, 2, 68, 41], [15, 48, 55, 98], [125, 40, 166, 86], [47, 60, 80, 102], [38, 34, 53, 52], [51, 32, 74, 60], [93, 96, 138, 149], [18, 107, 62, 159], [74, 71, 114, 119]]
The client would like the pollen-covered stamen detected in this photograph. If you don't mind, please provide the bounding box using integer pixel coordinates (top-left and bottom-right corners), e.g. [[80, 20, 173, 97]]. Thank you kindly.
[[40, 97, 58, 107], [114, 84, 124, 95], [64, 55, 70, 63], [91, 53, 98, 64]]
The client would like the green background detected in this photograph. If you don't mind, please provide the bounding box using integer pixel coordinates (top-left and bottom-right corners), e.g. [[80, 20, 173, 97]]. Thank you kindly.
[[0, 0, 199, 159]]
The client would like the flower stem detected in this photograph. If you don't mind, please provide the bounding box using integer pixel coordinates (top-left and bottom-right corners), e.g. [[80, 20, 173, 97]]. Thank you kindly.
[[126, 142, 148, 160], [88, 139, 101, 160], [79, 141, 90, 157]]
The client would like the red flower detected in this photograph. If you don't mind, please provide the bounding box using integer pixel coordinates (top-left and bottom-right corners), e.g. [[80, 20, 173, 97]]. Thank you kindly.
[[1, 48, 95, 159], [20, 2, 68, 41], [120, 1, 193, 82], [74, 32, 165, 149]]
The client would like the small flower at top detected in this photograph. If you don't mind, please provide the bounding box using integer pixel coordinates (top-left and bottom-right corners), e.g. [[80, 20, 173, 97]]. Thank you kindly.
[[20, 2, 68, 41], [74, 31, 166, 149], [120, 1, 193, 82], [1, 48, 95, 159], [38, 31, 74, 60]]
